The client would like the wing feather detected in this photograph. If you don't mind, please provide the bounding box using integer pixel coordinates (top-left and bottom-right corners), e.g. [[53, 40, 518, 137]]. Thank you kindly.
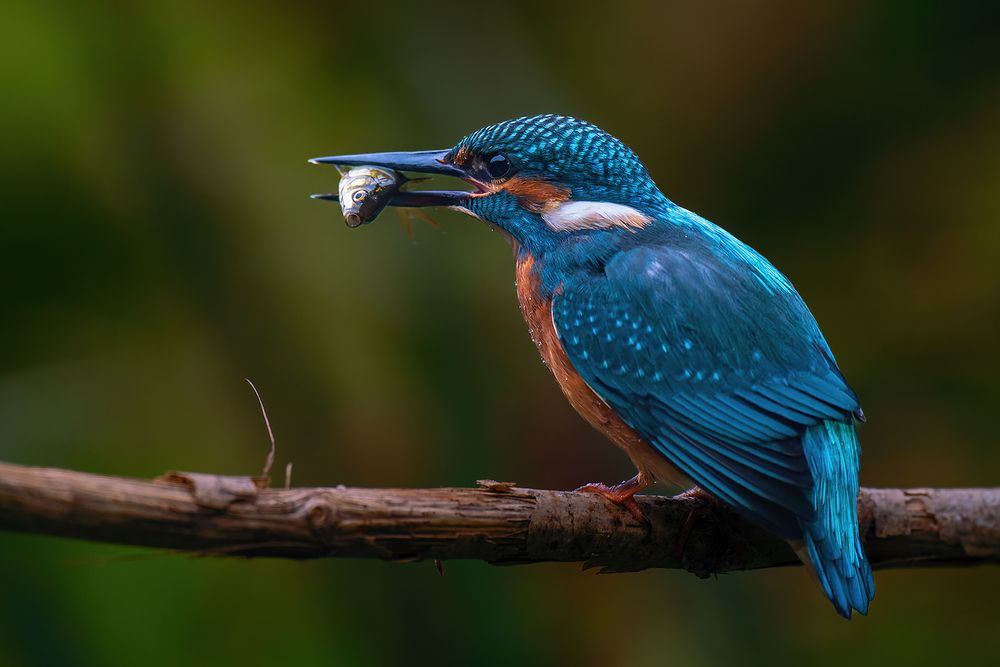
[[553, 244, 859, 536]]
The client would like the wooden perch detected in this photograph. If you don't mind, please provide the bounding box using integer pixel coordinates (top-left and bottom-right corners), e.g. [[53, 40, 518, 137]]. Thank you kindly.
[[0, 461, 997, 574]]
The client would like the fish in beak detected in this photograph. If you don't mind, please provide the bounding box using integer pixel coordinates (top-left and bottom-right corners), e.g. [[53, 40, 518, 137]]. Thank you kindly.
[[310, 150, 474, 221]]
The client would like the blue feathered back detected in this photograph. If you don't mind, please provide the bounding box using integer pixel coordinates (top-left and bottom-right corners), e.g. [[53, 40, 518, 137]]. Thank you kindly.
[[546, 208, 875, 617]]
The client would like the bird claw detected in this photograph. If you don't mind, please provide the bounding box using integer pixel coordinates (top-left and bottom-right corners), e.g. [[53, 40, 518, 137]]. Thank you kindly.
[[574, 480, 649, 524], [671, 486, 725, 563], [672, 486, 719, 504]]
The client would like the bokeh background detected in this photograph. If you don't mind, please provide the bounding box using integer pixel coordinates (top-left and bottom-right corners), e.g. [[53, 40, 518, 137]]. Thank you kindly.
[[2, 1, 999, 665]]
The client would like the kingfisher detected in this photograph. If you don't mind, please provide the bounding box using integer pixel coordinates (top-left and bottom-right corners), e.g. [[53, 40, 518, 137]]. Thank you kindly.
[[311, 115, 874, 618]]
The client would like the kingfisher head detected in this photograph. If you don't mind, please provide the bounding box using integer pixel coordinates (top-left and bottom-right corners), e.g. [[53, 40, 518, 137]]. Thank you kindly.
[[312, 115, 670, 254]]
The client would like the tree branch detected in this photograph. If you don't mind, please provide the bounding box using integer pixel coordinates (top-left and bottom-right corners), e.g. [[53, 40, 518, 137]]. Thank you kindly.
[[0, 461, 997, 573]]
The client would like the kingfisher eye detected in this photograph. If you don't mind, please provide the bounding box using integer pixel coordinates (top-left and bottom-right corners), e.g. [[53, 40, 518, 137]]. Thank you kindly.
[[486, 154, 511, 179]]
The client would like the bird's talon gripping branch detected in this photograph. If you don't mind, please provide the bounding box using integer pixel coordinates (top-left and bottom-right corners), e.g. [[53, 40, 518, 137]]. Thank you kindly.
[[671, 487, 722, 560], [672, 486, 721, 506], [574, 473, 652, 524]]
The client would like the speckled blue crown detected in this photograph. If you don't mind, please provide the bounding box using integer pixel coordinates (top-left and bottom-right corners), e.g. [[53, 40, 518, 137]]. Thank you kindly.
[[454, 114, 655, 195]]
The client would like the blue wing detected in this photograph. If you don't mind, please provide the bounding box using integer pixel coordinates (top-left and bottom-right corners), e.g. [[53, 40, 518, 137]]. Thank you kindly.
[[552, 244, 860, 537]]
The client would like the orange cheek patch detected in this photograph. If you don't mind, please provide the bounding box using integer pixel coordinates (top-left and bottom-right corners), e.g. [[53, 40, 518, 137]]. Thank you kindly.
[[500, 176, 572, 214], [451, 146, 472, 168]]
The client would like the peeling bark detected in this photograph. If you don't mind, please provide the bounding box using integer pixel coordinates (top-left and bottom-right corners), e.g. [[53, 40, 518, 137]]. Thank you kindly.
[[0, 462, 997, 573], [859, 488, 1000, 567]]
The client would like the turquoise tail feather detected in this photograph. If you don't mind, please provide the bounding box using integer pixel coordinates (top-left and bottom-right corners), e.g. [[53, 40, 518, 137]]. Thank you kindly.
[[799, 420, 875, 618]]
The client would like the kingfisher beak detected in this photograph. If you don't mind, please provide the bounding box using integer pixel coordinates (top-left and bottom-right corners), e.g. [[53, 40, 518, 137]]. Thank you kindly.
[[309, 149, 473, 208], [310, 149, 463, 176]]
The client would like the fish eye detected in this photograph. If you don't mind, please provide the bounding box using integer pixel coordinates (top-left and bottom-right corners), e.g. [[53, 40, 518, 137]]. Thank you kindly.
[[486, 153, 511, 179], [352, 190, 366, 202]]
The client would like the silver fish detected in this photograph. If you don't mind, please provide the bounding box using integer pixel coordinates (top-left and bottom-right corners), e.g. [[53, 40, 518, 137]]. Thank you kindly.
[[312, 162, 466, 229], [335, 166, 406, 228]]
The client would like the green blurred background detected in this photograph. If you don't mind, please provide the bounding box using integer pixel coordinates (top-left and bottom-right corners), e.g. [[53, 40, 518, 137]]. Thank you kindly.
[[1, 1, 999, 665]]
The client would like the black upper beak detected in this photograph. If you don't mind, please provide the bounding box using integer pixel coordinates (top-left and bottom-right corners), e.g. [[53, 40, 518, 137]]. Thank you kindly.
[[309, 149, 471, 209], [310, 149, 465, 177]]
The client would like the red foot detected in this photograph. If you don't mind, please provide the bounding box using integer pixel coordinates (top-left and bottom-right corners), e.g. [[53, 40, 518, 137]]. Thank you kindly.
[[671, 486, 724, 561], [672, 486, 720, 505], [574, 473, 652, 524]]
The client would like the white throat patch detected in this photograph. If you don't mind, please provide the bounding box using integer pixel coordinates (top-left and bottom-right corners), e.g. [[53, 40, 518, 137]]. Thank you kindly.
[[541, 200, 652, 232]]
